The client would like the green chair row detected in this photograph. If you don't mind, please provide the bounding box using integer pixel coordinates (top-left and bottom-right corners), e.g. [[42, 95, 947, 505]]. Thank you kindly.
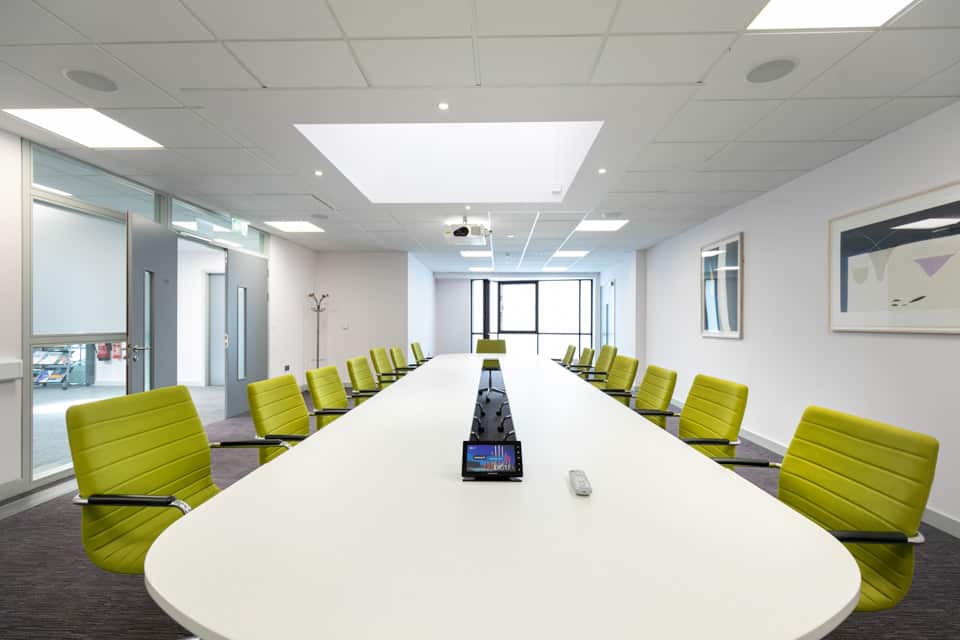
[[556, 343, 939, 615]]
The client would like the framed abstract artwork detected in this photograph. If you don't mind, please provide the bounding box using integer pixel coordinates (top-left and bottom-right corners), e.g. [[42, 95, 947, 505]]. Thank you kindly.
[[830, 182, 960, 333], [701, 233, 743, 339]]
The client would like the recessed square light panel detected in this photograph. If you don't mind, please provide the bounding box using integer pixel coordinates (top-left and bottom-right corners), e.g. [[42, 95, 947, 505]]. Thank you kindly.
[[3, 108, 162, 149], [748, 0, 914, 30]]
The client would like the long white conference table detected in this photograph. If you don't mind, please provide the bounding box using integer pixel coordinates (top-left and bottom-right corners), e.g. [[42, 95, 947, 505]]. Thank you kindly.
[[145, 354, 861, 639]]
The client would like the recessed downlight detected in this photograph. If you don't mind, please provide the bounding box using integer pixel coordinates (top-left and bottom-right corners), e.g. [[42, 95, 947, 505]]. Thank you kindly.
[[597, 167, 607, 174], [63, 69, 118, 93], [437, 102, 450, 111], [747, 59, 797, 84], [464, 205, 471, 210], [314, 169, 324, 177]]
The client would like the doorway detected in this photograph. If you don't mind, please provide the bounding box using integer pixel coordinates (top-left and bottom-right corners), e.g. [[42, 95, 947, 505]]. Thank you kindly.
[[177, 239, 226, 425]]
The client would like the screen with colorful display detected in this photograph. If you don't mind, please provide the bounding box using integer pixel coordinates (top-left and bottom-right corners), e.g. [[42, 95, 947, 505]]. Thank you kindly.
[[462, 441, 522, 478]]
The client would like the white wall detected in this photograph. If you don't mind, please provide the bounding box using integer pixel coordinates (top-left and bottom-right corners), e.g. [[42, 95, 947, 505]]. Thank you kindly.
[[0, 130, 21, 486], [435, 278, 471, 354], [646, 101, 960, 533], [600, 251, 646, 363], [315, 252, 409, 383], [407, 254, 435, 361], [176, 239, 224, 386], [268, 236, 319, 387]]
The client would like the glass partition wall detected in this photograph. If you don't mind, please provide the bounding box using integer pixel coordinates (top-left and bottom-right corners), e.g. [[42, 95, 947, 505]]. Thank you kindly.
[[10, 143, 269, 497], [471, 279, 594, 357]]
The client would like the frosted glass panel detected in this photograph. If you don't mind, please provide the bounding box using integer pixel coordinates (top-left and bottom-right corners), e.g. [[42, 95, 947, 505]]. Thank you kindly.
[[32, 202, 126, 335]]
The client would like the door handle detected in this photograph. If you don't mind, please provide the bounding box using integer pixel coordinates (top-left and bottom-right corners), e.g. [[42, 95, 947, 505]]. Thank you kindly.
[[124, 345, 151, 363], [224, 334, 229, 349]]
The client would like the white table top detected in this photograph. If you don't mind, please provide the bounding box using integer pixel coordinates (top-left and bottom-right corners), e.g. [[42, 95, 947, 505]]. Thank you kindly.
[[145, 354, 860, 640]]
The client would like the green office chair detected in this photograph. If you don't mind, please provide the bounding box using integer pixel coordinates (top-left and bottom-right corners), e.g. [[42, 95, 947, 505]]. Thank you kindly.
[[595, 355, 639, 402], [713, 406, 939, 612], [346, 356, 384, 402], [637, 374, 747, 458], [627, 365, 678, 429], [567, 347, 594, 370], [476, 339, 507, 402], [552, 344, 576, 366], [306, 366, 367, 429], [370, 347, 404, 386], [411, 342, 432, 365], [390, 346, 419, 372], [67, 386, 287, 574], [248, 375, 317, 465], [574, 344, 617, 382]]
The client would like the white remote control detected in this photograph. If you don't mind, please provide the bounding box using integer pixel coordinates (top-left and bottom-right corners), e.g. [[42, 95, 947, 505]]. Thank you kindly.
[[569, 469, 592, 496]]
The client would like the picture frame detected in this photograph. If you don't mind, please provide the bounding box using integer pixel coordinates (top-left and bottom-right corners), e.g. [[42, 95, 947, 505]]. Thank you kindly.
[[829, 181, 960, 334], [701, 232, 743, 339]]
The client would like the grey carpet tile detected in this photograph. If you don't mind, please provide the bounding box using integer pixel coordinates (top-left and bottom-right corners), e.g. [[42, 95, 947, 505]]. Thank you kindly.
[[1, 380, 957, 639]]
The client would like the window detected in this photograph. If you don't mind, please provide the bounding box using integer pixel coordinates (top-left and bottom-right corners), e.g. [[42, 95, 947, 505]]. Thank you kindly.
[[173, 199, 264, 255], [471, 279, 593, 356], [32, 146, 155, 219]]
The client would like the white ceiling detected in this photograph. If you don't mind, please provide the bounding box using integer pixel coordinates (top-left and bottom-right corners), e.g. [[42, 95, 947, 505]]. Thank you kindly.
[[0, 0, 958, 274]]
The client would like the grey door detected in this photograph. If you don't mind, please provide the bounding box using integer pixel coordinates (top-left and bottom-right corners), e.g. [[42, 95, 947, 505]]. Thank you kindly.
[[225, 250, 268, 417], [207, 273, 226, 386], [128, 214, 178, 393]]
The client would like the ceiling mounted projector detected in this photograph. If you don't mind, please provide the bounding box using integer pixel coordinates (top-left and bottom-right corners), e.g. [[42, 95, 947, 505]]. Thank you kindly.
[[444, 220, 491, 246]]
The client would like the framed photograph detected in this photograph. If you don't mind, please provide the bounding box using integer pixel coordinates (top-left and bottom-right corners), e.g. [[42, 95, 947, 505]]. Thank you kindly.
[[701, 232, 743, 339], [830, 182, 960, 333]]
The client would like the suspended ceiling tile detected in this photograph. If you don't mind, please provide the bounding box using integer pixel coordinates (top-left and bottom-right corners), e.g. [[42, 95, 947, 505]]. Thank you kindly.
[[657, 99, 781, 142], [824, 97, 956, 140], [0, 44, 178, 107], [704, 140, 865, 171], [100, 108, 241, 148], [739, 98, 887, 142], [328, 0, 473, 38], [226, 41, 366, 88], [479, 37, 603, 85], [476, 0, 618, 36], [613, 0, 768, 33], [175, 148, 283, 175], [105, 43, 260, 95], [36, 0, 214, 42], [800, 30, 960, 98], [628, 142, 725, 171], [891, 0, 960, 28], [0, 2, 86, 44], [616, 170, 804, 193], [352, 39, 475, 87], [907, 61, 960, 97], [0, 62, 79, 108], [593, 34, 735, 84], [697, 32, 871, 100], [181, 0, 341, 39]]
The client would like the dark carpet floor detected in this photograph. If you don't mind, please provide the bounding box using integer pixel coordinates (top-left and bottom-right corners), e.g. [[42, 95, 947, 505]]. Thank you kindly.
[[1, 377, 957, 639]]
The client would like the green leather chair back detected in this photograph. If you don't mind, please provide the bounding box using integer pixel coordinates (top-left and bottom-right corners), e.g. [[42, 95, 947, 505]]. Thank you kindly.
[[634, 365, 678, 429], [390, 346, 408, 370], [593, 344, 617, 375], [247, 375, 310, 465], [347, 356, 379, 399], [678, 374, 748, 459], [780, 407, 938, 612], [411, 342, 426, 364], [66, 386, 220, 574], [601, 355, 639, 401], [306, 365, 349, 429], [370, 347, 397, 377], [576, 348, 594, 367], [476, 338, 506, 370], [560, 344, 575, 366]]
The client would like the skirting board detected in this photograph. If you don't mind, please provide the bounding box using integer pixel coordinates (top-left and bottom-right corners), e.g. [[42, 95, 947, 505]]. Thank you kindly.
[[741, 427, 960, 540]]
